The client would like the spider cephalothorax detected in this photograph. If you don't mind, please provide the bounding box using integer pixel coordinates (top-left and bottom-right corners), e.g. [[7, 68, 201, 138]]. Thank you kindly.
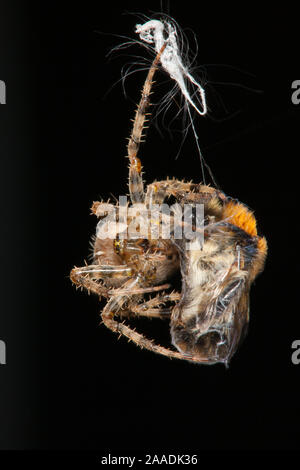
[[70, 20, 267, 365]]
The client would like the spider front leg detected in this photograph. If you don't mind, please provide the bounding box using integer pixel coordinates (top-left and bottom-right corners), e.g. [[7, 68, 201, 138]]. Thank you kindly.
[[70, 267, 110, 298], [70, 264, 133, 297]]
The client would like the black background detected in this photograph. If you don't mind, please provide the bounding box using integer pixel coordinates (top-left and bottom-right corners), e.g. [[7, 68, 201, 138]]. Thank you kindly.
[[0, 0, 299, 455]]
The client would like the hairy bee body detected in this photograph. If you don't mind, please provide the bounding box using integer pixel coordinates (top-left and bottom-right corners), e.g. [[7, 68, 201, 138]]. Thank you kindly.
[[169, 184, 267, 364]]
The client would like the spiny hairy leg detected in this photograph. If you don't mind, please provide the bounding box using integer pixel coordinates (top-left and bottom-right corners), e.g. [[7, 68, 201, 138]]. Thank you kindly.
[[70, 267, 110, 298], [116, 306, 171, 320], [130, 307, 171, 319], [90, 201, 115, 217], [101, 282, 211, 363], [135, 290, 181, 306], [102, 315, 213, 363], [108, 283, 171, 296], [70, 264, 133, 298], [120, 291, 181, 319], [127, 43, 167, 204], [145, 179, 195, 207], [71, 264, 133, 280]]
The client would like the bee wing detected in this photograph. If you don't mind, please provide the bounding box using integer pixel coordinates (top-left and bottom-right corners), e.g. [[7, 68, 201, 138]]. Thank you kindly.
[[194, 273, 250, 363], [228, 287, 251, 357], [214, 278, 246, 318], [216, 278, 251, 362]]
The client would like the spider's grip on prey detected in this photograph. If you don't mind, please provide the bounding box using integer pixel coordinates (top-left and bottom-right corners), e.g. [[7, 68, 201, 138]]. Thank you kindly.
[[70, 18, 267, 366]]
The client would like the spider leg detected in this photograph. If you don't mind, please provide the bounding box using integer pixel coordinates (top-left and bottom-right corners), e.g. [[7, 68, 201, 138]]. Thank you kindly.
[[117, 290, 180, 319], [70, 264, 133, 297], [108, 283, 171, 296], [145, 181, 169, 207], [90, 201, 115, 217], [127, 44, 167, 204], [144, 181, 211, 242], [145, 179, 195, 206], [136, 290, 181, 304], [103, 314, 212, 364], [101, 280, 211, 364], [117, 306, 171, 320], [71, 264, 133, 279], [128, 291, 181, 319], [130, 307, 171, 319], [70, 267, 110, 298]]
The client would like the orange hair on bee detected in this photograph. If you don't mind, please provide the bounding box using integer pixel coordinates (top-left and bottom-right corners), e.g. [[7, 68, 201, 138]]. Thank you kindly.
[[257, 236, 267, 254], [250, 235, 268, 280], [222, 200, 257, 237]]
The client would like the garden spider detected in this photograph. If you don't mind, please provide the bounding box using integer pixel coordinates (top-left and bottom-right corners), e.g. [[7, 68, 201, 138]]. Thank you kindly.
[[70, 21, 267, 365]]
